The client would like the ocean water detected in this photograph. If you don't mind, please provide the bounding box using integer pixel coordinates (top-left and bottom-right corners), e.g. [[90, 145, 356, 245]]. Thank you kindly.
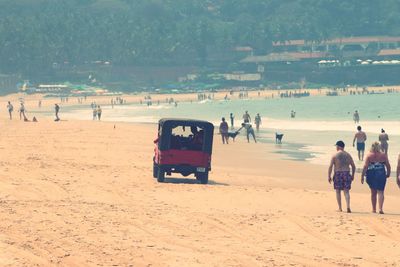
[[53, 92, 400, 167]]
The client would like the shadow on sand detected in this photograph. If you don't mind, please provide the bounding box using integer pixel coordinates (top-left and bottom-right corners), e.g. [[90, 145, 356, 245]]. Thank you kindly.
[[161, 177, 229, 186]]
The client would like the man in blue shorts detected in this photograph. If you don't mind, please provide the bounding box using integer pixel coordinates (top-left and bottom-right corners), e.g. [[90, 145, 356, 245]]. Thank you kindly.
[[353, 126, 367, 161]]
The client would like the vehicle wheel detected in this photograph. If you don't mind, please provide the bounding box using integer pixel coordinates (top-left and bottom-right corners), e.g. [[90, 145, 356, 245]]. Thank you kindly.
[[197, 171, 208, 184], [157, 168, 165, 183], [153, 162, 158, 178]]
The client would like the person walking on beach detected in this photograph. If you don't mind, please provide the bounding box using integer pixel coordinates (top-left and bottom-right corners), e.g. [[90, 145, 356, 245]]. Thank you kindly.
[[328, 141, 356, 213], [379, 129, 389, 155], [97, 105, 102, 120], [240, 123, 257, 143], [54, 104, 60, 121], [243, 111, 251, 123], [230, 113, 234, 129], [92, 107, 97, 120], [353, 110, 360, 124], [361, 142, 391, 214], [255, 113, 262, 132], [219, 117, 229, 144], [7, 101, 13, 120], [19, 102, 27, 121], [353, 126, 367, 161]]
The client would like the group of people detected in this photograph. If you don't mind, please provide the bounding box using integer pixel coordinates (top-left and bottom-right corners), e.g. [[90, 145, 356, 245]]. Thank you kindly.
[[6, 101, 28, 121], [6, 100, 60, 122], [219, 111, 262, 144], [92, 105, 102, 120], [352, 126, 389, 161], [328, 126, 398, 214]]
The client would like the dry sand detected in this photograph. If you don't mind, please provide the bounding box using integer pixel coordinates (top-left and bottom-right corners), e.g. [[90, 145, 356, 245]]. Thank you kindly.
[[1, 115, 400, 267]]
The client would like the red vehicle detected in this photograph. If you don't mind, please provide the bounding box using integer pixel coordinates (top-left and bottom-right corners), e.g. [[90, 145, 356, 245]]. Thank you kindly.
[[153, 118, 214, 184]]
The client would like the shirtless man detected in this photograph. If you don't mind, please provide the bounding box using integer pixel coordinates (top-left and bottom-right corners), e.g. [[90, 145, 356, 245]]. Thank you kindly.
[[379, 129, 389, 155], [353, 126, 367, 161], [328, 141, 356, 213], [242, 111, 251, 123]]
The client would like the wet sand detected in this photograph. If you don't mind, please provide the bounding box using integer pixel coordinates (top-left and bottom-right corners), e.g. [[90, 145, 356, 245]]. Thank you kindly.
[[1, 115, 400, 266]]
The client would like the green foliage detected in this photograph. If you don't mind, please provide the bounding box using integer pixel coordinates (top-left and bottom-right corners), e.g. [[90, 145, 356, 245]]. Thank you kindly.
[[0, 0, 400, 74]]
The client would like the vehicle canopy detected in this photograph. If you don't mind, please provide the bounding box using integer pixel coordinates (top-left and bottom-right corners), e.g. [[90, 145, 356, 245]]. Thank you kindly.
[[157, 118, 214, 154]]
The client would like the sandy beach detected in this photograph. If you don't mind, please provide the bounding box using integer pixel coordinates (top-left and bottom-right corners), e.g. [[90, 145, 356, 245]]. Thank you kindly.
[[1, 109, 400, 266]]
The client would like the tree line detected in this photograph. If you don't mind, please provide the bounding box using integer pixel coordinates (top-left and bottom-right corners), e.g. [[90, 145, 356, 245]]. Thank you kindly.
[[0, 0, 400, 75]]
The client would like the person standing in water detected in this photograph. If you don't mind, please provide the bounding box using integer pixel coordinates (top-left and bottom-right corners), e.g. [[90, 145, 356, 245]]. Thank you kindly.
[[254, 113, 262, 132], [242, 111, 251, 123], [7, 101, 13, 120], [379, 129, 389, 155], [353, 110, 360, 124], [353, 126, 367, 161], [97, 105, 102, 120], [230, 113, 234, 129], [92, 107, 97, 120], [54, 103, 60, 121], [361, 142, 391, 214], [219, 117, 229, 144], [328, 141, 356, 213]]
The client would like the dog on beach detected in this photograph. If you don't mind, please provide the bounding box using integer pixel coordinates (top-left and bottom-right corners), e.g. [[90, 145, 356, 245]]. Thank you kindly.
[[275, 133, 284, 144], [227, 131, 240, 142]]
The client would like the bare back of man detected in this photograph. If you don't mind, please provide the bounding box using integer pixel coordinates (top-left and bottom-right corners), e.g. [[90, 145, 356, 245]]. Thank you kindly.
[[332, 151, 353, 172], [328, 145, 356, 213], [355, 131, 367, 143]]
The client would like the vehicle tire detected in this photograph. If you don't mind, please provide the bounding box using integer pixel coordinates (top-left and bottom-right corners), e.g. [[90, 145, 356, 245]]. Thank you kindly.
[[153, 162, 158, 178], [157, 168, 165, 183], [197, 171, 208, 184]]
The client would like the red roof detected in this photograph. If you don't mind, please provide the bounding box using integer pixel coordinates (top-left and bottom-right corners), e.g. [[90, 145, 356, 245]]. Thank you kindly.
[[378, 49, 400, 56]]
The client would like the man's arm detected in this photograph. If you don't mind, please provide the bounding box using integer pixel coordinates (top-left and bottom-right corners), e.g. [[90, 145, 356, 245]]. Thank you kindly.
[[353, 134, 356, 146], [364, 132, 367, 141], [397, 155, 400, 188], [328, 157, 334, 183], [350, 156, 356, 181]]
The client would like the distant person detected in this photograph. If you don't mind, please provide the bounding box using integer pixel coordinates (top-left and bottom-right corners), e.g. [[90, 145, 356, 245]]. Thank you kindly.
[[230, 113, 234, 129], [361, 142, 391, 214], [19, 102, 27, 121], [240, 123, 257, 143], [254, 113, 262, 131], [97, 105, 102, 120], [290, 110, 296, 118], [219, 117, 229, 144], [353, 126, 367, 161], [38, 100, 42, 108], [243, 111, 251, 123], [379, 129, 389, 155], [328, 141, 356, 213], [92, 107, 97, 120], [7, 101, 13, 120], [353, 110, 360, 124], [54, 104, 60, 121]]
